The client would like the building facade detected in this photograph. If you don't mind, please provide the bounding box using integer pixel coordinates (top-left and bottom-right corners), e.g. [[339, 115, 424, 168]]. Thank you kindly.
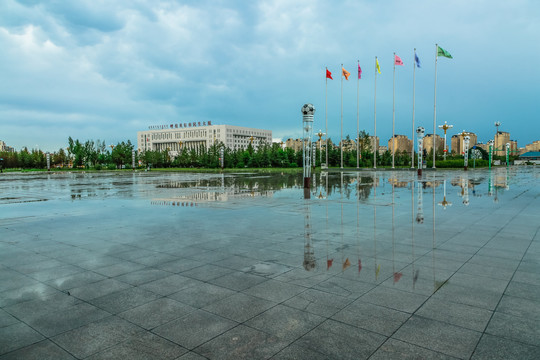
[[387, 135, 412, 154], [423, 134, 444, 154], [0, 140, 15, 152], [137, 123, 272, 155], [450, 132, 477, 154], [494, 131, 510, 156]]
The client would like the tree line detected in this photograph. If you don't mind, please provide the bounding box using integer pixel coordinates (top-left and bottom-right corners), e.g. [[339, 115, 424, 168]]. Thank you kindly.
[[1, 133, 503, 171]]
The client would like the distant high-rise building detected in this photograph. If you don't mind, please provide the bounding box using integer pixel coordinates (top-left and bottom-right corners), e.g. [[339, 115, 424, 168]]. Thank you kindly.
[[285, 138, 302, 152], [387, 135, 412, 154], [0, 140, 15, 152], [451, 132, 477, 154], [423, 134, 443, 155], [494, 131, 510, 156]]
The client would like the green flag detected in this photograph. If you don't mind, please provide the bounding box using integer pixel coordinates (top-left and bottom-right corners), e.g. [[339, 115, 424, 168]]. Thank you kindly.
[[437, 46, 453, 59]]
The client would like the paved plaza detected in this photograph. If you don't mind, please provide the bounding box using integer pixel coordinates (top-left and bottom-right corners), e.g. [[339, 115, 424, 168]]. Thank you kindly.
[[1, 168, 539, 359]]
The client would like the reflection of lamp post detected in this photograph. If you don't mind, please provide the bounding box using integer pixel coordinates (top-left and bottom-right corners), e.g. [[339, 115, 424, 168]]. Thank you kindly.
[[488, 139, 494, 170], [316, 130, 325, 168], [438, 121, 453, 160], [438, 179, 452, 209], [463, 136, 470, 170], [416, 126, 425, 176], [301, 103, 315, 196]]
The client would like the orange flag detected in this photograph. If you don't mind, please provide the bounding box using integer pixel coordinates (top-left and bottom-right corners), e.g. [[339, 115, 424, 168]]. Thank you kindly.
[[342, 67, 350, 80]]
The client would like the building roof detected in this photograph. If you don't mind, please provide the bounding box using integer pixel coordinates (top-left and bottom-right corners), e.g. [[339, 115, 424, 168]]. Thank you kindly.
[[519, 151, 540, 158]]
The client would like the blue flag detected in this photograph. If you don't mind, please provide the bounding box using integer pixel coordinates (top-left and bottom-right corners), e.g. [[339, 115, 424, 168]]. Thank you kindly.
[[415, 53, 421, 68]]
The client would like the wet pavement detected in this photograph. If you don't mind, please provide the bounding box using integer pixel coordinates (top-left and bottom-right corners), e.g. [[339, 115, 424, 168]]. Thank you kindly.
[[1, 167, 539, 359]]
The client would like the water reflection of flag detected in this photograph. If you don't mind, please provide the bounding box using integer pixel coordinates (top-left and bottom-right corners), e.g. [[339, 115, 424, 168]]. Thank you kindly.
[[342, 258, 351, 270], [393, 272, 403, 283], [358, 259, 362, 273], [375, 264, 381, 278], [327, 258, 333, 270]]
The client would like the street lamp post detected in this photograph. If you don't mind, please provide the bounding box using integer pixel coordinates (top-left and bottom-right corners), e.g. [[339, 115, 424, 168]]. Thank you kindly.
[[463, 136, 470, 170], [438, 121, 453, 161]]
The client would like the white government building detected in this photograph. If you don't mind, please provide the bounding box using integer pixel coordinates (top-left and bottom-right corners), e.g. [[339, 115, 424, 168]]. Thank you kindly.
[[137, 121, 272, 155]]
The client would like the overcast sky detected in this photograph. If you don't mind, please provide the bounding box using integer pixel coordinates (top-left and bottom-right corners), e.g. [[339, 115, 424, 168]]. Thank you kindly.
[[1, 0, 539, 152]]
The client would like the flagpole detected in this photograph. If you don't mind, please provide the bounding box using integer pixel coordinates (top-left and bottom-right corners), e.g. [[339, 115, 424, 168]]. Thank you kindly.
[[411, 48, 416, 169], [433, 44, 438, 169], [374, 57, 377, 169], [325, 66, 328, 169], [341, 63, 344, 169], [392, 52, 396, 169], [356, 60, 360, 169]]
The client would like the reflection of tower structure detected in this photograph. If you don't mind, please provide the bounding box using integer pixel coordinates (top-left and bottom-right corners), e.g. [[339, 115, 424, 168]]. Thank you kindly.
[[373, 172, 380, 280], [438, 178, 452, 209], [303, 197, 315, 271], [416, 180, 424, 224], [301, 104, 315, 192], [459, 174, 470, 206], [438, 121, 453, 160]]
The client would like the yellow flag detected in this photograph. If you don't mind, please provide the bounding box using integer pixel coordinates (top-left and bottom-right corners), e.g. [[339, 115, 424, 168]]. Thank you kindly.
[[376, 58, 381, 74]]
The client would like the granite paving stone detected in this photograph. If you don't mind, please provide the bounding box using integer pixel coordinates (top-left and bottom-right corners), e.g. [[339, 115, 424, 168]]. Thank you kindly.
[[0, 309, 18, 328], [414, 297, 493, 332], [282, 288, 353, 317], [485, 311, 540, 346], [51, 316, 144, 359], [167, 282, 236, 309], [114, 268, 171, 286], [179, 264, 234, 281], [332, 300, 410, 336], [360, 286, 429, 313], [0, 322, 44, 356], [294, 319, 386, 360], [243, 278, 306, 303], [0, 339, 76, 360], [4, 290, 81, 322], [269, 344, 329, 360], [89, 286, 160, 314], [393, 315, 483, 359], [194, 324, 288, 360], [369, 338, 457, 360], [471, 334, 540, 360], [504, 280, 540, 301], [85, 331, 187, 360], [208, 271, 268, 291], [69, 278, 132, 301], [203, 292, 276, 323], [139, 274, 202, 296], [153, 309, 237, 350], [24, 302, 110, 337], [245, 304, 325, 341], [119, 298, 196, 330], [496, 294, 540, 320]]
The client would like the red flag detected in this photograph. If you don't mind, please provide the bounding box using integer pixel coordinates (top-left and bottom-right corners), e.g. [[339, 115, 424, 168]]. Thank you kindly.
[[326, 69, 333, 80], [394, 54, 404, 66], [358, 64, 362, 79]]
